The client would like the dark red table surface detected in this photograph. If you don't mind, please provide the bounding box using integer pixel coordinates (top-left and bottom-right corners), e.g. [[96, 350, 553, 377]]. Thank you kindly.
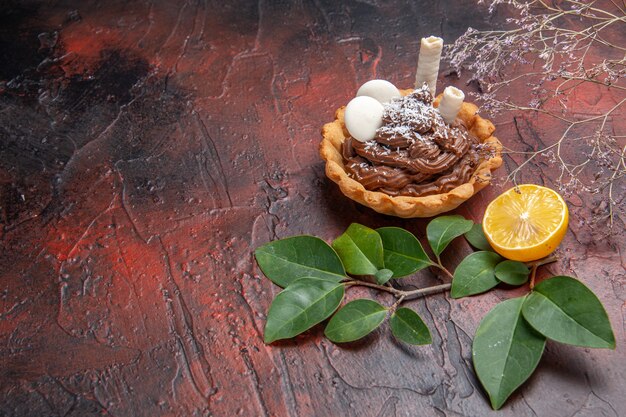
[[1, 1, 624, 416]]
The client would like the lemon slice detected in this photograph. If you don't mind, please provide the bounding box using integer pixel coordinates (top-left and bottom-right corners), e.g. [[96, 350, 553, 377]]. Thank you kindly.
[[483, 185, 569, 262]]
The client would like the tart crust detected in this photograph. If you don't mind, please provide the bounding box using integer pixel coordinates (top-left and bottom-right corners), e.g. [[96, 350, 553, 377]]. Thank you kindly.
[[319, 90, 503, 218]]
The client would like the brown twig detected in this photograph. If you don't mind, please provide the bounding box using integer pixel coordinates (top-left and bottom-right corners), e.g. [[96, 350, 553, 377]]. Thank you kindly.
[[403, 283, 452, 298], [432, 263, 455, 280], [389, 295, 406, 313], [343, 280, 452, 299], [343, 280, 403, 296], [529, 264, 539, 290]]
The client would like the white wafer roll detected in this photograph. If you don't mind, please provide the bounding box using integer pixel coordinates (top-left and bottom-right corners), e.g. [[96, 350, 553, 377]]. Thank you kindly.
[[439, 86, 465, 124], [414, 36, 443, 96]]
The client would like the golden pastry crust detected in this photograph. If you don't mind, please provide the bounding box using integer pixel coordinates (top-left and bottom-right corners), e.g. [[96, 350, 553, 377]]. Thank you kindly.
[[319, 89, 502, 218]]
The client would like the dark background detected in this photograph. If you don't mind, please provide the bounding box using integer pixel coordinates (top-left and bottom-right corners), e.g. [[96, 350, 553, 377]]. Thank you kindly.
[[1, 1, 624, 416]]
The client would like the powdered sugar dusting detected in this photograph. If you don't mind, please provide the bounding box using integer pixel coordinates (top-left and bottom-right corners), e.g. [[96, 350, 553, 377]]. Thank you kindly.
[[375, 84, 445, 141]]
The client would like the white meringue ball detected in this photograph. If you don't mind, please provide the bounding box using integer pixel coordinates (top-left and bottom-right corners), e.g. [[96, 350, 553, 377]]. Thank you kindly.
[[356, 79, 401, 104], [344, 96, 384, 143]]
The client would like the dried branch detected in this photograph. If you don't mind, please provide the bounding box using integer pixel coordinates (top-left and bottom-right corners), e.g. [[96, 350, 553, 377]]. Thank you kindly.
[[444, 0, 626, 229]]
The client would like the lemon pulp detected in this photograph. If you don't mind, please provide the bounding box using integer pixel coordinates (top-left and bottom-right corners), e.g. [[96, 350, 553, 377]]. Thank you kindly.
[[483, 184, 568, 261]]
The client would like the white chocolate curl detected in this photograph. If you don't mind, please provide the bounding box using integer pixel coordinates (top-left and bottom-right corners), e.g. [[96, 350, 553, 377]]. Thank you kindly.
[[439, 86, 465, 124], [414, 36, 443, 96]]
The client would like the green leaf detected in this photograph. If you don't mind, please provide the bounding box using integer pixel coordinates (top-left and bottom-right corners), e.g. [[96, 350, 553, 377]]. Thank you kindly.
[[473, 297, 546, 410], [264, 277, 344, 343], [522, 276, 615, 349], [332, 224, 384, 275], [426, 215, 473, 257], [495, 260, 530, 285], [377, 227, 433, 277], [255, 236, 346, 288], [465, 223, 493, 251], [390, 307, 432, 345], [375, 269, 394, 285], [325, 299, 387, 343], [451, 251, 501, 298]]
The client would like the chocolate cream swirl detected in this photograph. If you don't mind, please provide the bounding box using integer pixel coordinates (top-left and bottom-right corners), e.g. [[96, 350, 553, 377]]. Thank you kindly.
[[342, 87, 482, 197]]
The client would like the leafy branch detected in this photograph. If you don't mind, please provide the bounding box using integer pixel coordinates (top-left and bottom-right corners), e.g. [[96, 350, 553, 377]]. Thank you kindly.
[[254, 215, 615, 409]]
